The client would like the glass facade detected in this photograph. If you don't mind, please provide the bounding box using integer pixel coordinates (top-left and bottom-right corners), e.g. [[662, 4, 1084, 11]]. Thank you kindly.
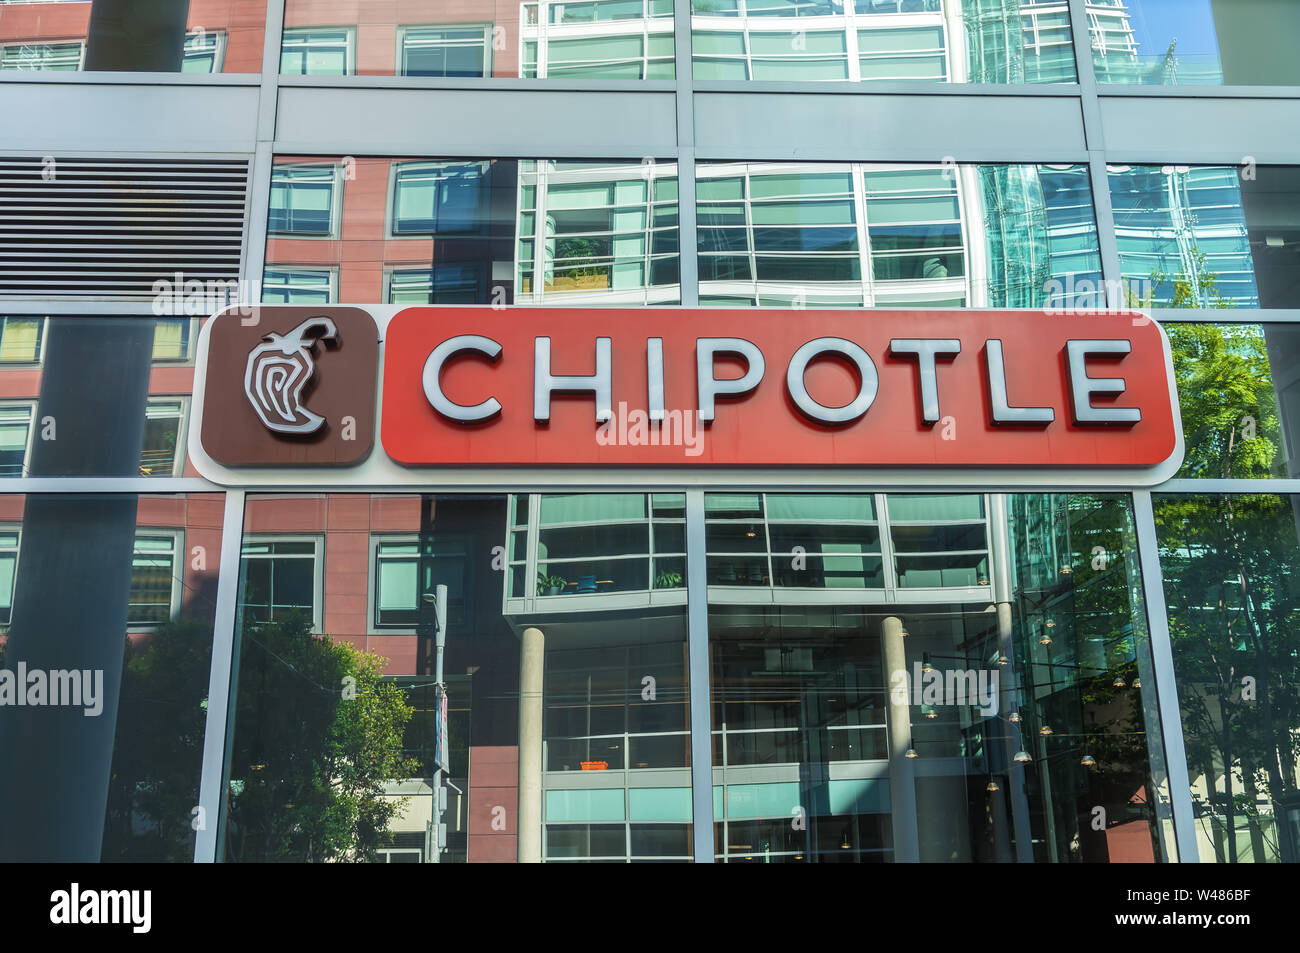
[[1, 0, 1298, 872]]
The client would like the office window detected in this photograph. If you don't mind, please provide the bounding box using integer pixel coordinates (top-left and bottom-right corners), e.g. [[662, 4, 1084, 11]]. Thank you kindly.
[[515, 493, 686, 599], [705, 493, 883, 589], [181, 29, 226, 73], [371, 536, 470, 630], [0, 528, 17, 626], [887, 494, 989, 589], [518, 161, 681, 304], [262, 267, 336, 304], [0, 403, 33, 477], [386, 264, 485, 304], [390, 161, 489, 236], [0, 317, 42, 364], [128, 533, 181, 626], [858, 24, 947, 81], [240, 538, 323, 630], [280, 28, 355, 75], [269, 164, 340, 237], [399, 25, 490, 77], [692, 0, 1075, 83], [152, 317, 193, 362], [1109, 164, 1300, 310], [0, 42, 83, 71], [521, 0, 675, 79], [698, 161, 1099, 308], [140, 398, 185, 478]]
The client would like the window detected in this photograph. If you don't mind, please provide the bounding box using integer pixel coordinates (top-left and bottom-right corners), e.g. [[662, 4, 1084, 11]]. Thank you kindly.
[[140, 397, 186, 477], [698, 161, 1100, 309], [887, 494, 989, 589], [0, 402, 34, 477], [1109, 164, 1300, 310], [240, 537, 324, 630], [864, 166, 965, 306], [692, 0, 1074, 84], [280, 27, 355, 75], [399, 25, 491, 77], [0, 528, 18, 626], [269, 164, 341, 237], [152, 317, 194, 362], [181, 29, 226, 73], [128, 532, 181, 626], [0, 42, 84, 71], [518, 161, 681, 304], [371, 536, 470, 631], [521, 0, 675, 79], [706, 493, 883, 589], [511, 493, 686, 599], [390, 161, 490, 236], [262, 267, 336, 304], [1091, 0, 1300, 87], [385, 264, 486, 304], [0, 316, 43, 364]]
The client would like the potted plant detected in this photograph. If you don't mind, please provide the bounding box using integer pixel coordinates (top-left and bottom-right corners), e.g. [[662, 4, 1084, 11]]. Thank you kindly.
[[655, 569, 683, 590], [537, 572, 567, 596]]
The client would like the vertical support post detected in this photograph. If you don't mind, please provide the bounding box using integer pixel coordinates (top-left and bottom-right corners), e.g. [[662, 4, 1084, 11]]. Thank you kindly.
[[882, 615, 919, 862], [1132, 490, 1200, 862], [196, 488, 245, 863], [685, 489, 715, 862], [517, 625, 545, 863]]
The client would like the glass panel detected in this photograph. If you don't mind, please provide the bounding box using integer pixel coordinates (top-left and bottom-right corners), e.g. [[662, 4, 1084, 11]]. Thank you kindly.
[[266, 156, 680, 306], [281, 0, 674, 79], [699, 162, 1100, 308], [707, 493, 1172, 863], [691, 0, 1077, 84], [1155, 493, 1300, 862], [0, 493, 225, 861], [0, 318, 195, 479], [1092, 0, 1300, 87], [0, 7, 261, 73], [1108, 165, 1300, 309]]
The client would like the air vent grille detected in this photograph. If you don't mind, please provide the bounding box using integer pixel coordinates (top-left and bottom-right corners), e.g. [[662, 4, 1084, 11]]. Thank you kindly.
[[0, 156, 249, 298]]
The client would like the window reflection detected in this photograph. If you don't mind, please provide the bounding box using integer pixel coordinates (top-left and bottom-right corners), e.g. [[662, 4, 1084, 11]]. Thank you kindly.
[[1155, 493, 1300, 862], [263, 156, 681, 306], [0, 317, 199, 479], [691, 0, 1078, 84], [1109, 165, 1300, 309], [280, 0, 674, 79], [1091, 0, 1300, 87], [698, 162, 1100, 308], [0, 1, 265, 74], [706, 492, 1169, 863], [0, 492, 225, 862]]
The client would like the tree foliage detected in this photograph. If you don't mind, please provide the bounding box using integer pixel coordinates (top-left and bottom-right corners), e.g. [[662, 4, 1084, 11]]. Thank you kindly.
[[224, 613, 419, 862]]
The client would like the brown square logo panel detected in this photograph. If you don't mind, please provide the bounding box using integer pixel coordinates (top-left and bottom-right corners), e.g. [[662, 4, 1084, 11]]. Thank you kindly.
[[201, 306, 378, 467]]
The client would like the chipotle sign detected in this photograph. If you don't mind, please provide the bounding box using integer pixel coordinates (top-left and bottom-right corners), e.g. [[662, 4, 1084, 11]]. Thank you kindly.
[[196, 306, 1182, 474]]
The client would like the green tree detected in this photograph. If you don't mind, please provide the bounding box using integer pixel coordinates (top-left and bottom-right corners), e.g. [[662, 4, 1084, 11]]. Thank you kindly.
[[1140, 256, 1299, 861], [102, 620, 213, 861], [224, 613, 418, 862]]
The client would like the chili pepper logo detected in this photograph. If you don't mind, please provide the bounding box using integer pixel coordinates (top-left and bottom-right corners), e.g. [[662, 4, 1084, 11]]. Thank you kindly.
[[243, 317, 340, 435]]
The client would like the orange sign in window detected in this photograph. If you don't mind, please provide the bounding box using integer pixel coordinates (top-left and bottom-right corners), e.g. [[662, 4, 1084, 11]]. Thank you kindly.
[[579, 760, 609, 771]]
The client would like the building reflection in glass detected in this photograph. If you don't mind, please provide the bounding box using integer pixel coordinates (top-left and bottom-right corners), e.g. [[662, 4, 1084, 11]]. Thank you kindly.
[[691, 0, 1079, 84], [697, 161, 1101, 309]]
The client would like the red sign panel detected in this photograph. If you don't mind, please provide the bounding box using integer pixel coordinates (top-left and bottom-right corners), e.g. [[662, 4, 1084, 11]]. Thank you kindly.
[[380, 308, 1180, 470]]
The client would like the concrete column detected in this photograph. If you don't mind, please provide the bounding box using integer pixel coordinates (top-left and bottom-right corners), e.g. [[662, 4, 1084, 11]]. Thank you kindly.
[[882, 616, 919, 862], [517, 626, 545, 863]]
